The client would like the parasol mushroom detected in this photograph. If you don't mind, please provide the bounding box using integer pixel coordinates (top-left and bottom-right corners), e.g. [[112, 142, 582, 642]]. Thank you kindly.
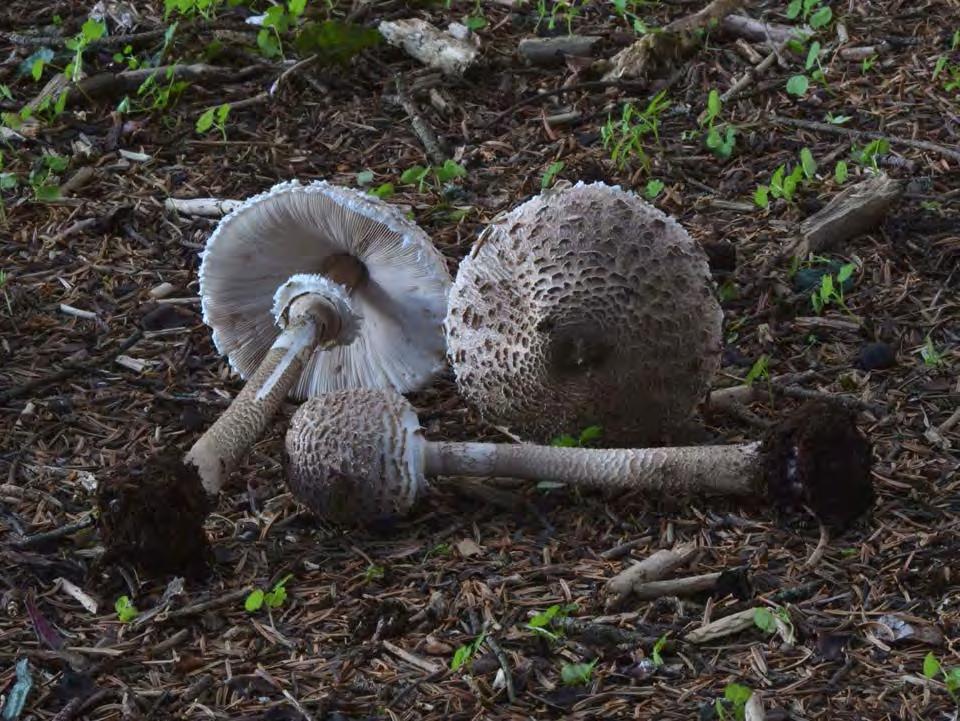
[[182, 179, 452, 494], [444, 180, 723, 446], [283, 388, 875, 531]]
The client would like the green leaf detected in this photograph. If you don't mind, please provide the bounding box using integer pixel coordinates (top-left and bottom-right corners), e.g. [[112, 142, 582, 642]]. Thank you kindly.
[[265, 574, 292, 608], [923, 652, 941, 679], [541, 160, 564, 189], [288, 0, 307, 17], [451, 644, 472, 671], [529, 604, 561, 628], [800, 147, 816, 179], [262, 5, 291, 31], [834, 160, 848, 183], [464, 14, 487, 30], [578, 425, 603, 444], [0, 173, 17, 190], [725, 682, 753, 706], [44, 154, 68, 172], [651, 634, 668, 667], [34, 185, 61, 201], [744, 355, 769, 386], [805, 40, 821, 70], [196, 107, 215, 133], [837, 263, 855, 284], [786, 74, 809, 96], [400, 165, 429, 185], [753, 185, 769, 208], [115, 595, 139, 623], [770, 165, 785, 196], [257, 28, 280, 58], [31, 58, 45, 82], [753, 607, 776, 633], [82, 19, 107, 43], [0, 84, 12, 101], [245, 589, 265, 612], [215, 103, 231, 123], [809, 6, 832, 28], [560, 660, 597, 686], [356, 170, 375, 186], [785, 0, 802, 19], [826, 113, 852, 125], [369, 182, 394, 199], [933, 56, 948, 80], [435, 159, 467, 183], [704, 88, 721, 126], [645, 178, 664, 199], [294, 20, 381, 63], [551, 434, 578, 447]]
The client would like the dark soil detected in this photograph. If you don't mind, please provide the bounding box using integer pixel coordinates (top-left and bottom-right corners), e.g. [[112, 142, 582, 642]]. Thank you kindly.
[[96, 450, 212, 579], [762, 400, 875, 533]]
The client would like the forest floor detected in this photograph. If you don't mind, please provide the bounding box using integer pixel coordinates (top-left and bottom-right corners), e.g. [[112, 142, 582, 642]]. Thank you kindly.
[[0, 0, 958, 719]]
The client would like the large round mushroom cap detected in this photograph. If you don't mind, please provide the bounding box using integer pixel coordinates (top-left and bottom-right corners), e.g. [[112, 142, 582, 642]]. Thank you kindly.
[[284, 388, 426, 524], [444, 181, 723, 446], [199, 180, 452, 399]]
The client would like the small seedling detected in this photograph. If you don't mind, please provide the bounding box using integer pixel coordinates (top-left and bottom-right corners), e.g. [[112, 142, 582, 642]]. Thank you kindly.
[[923, 652, 960, 704], [645, 178, 664, 199], [700, 89, 737, 160], [811, 263, 855, 315], [650, 634, 668, 667], [541, 160, 565, 189], [786, 74, 809, 96], [851, 138, 890, 170], [115, 595, 139, 623], [743, 355, 770, 386], [601, 90, 670, 170], [920, 336, 945, 368], [561, 659, 597, 685], [834, 160, 848, 184], [551, 425, 603, 448], [196, 103, 230, 140], [825, 112, 852, 125], [451, 631, 486, 671], [715, 683, 753, 720], [245, 574, 293, 612], [363, 564, 385, 582], [786, 0, 831, 27], [525, 603, 577, 641], [65, 19, 107, 81], [400, 159, 467, 192], [799, 147, 817, 179]]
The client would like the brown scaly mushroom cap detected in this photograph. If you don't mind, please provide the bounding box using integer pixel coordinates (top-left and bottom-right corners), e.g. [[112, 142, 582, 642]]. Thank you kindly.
[[444, 181, 723, 446], [199, 179, 451, 398]]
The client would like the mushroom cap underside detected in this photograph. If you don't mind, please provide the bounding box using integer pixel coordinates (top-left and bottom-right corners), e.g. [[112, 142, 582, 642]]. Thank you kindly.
[[199, 180, 452, 399], [444, 180, 723, 446], [284, 387, 425, 523]]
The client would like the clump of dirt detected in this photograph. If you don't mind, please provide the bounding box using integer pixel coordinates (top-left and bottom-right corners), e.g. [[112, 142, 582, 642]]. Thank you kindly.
[[761, 401, 875, 532], [97, 450, 212, 579]]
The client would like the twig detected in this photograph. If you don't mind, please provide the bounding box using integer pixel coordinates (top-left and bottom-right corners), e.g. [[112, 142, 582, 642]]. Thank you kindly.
[[803, 522, 830, 569], [158, 587, 253, 621], [12, 515, 94, 549], [482, 79, 648, 129], [600, 536, 654, 560], [483, 635, 516, 703], [394, 76, 447, 166], [770, 115, 960, 163], [722, 34, 795, 102], [0, 329, 143, 405]]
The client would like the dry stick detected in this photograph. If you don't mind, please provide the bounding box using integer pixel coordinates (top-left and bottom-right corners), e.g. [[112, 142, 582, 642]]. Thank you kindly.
[[605, 542, 698, 609], [61, 63, 270, 108], [482, 79, 649, 128], [11, 515, 94, 549], [483, 635, 516, 703], [770, 115, 960, 163], [0, 329, 143, 405], [395, 77, 447, 166], [803, 522, 831, 569], [628, 572, 725, 601], [158, 587, 253, 622], [722, 33, 796, 102]]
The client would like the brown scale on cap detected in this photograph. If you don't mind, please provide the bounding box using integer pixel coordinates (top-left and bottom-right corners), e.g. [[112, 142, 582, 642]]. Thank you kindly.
[[444, 181, 723, 446]]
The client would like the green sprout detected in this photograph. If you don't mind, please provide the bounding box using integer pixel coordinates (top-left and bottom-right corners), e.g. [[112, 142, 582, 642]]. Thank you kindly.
[[115, 595, 139, 623], [451, 631, 486, 671], [245, 574, 293, 613], [541, 160, 565, 189], [561, 659, 597, 685]]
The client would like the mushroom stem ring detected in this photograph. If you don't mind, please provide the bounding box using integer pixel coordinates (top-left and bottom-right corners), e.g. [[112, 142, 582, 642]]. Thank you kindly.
[[184, 258, 365, 494]]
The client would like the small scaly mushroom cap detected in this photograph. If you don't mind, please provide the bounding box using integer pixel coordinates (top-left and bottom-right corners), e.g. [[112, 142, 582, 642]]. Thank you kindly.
[[284, 388, 426, 524], [444, 181, 723, 446], [199, 180, 452, 399]]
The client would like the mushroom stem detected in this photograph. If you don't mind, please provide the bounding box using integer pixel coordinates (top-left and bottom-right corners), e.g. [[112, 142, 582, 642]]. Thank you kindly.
[[422, 441, 762, 495], [185, 254, 367, 495]]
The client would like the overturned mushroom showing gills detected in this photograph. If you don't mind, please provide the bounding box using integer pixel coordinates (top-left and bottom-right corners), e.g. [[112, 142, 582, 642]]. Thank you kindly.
[[285, 389, 875, 532], [445, 181, 723, 446], [184, 180, 451, 494]]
